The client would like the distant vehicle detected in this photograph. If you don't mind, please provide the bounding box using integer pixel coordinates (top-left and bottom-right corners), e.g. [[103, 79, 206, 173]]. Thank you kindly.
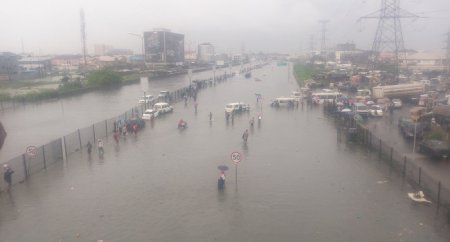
[[225, 102, 250, 113], [409, 106, 427, 121], [158, 91, 170, 99], [372, 83, 425, 99], [311, 90, 342, 104], [356, 89, 371, 101], [271, 97, 297, 107], [398, 117, 425, 139], [142, 109, 159, 120], [291, 91, 302, 101], [418, 139, 450, 159], [391, 99, 402, 108], [352, 102, 369, 117], [369, 105, 383, 117], [138, 95, 154, 104], [153, 102, 173, 114]]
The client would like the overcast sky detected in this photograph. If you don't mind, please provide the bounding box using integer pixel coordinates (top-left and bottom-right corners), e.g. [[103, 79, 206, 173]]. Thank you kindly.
[[0, 0, 449, 55]]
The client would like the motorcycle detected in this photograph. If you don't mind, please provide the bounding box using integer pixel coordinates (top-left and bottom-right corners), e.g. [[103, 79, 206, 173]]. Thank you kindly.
[[178, 120, 187, 129]]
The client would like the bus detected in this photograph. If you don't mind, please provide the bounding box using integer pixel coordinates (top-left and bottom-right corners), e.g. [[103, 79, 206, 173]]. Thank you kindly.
[[311, 90, 342, 104]]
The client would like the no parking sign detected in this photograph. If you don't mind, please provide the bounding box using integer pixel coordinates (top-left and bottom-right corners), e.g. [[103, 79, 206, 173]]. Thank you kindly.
[[26, 146, 38, 158]]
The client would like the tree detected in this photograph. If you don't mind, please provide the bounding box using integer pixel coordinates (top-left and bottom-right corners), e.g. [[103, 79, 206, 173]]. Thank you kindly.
[[87, 69, 122, 87]]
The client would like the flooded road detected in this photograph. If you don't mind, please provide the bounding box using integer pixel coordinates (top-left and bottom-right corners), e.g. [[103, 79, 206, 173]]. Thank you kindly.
[[0, 66, 238, 162], [0, 64, 448, 242]]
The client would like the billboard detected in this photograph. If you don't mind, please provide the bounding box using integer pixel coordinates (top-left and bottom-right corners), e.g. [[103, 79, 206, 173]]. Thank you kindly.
[[165, 32, 184, 63], [144, 31, 184, 63], [144, 32, 164, 62]]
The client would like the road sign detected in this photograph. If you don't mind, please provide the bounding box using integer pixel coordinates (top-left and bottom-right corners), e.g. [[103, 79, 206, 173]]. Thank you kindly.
[[231, 151, 241, 164], [26, 146, 38, 158]]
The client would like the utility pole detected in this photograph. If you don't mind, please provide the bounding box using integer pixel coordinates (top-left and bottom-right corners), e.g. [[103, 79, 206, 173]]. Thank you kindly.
[[359, 0, 418, 83], [319, 20, 329, 58], [80, 9, 88, 71], [446, 31, 450, 76]]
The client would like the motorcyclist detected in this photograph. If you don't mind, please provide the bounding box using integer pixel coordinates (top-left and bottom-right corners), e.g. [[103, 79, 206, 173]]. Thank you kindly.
[[178, 119, 187, 128]]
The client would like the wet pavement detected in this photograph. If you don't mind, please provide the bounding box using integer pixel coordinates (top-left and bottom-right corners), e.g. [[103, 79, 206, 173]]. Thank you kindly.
[[365, 105, 450, 189], [1, 64, 449, 242]]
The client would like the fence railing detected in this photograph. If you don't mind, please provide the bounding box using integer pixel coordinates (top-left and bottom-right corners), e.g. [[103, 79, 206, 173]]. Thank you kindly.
[[335, 110, 450, 209], [0, 64, 266, 191]]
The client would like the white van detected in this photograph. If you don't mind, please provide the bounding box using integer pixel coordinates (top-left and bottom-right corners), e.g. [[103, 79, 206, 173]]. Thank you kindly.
[[225, 102, 250, 113], [271, 97, 297, 107], [153, 102, 173, 114]]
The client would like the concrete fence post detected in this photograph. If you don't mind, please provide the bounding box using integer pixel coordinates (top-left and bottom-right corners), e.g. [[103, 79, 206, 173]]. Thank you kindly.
[[402, 156, 406, 176], [77, 129, 82, 150], [92, 124, 96, 142], [22, 154, 28, 178], [42, 145, 47, 169], [437, 181, 441, 207], [418, 167, 422, 186], [379, 139, 382, 159]]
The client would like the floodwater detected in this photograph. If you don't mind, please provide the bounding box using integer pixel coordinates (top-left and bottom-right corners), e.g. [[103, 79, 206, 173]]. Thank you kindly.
[[0, 64, 449, 242], [0, 66, 237, 162]]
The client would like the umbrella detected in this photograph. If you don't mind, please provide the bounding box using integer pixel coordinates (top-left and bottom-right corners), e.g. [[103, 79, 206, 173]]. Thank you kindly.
[[341, 108, 352, 112], [217, 165, 229, 171]]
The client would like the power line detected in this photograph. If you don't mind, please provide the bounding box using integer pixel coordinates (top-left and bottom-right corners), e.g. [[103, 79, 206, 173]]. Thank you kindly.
[[359, 0, 419, 82]]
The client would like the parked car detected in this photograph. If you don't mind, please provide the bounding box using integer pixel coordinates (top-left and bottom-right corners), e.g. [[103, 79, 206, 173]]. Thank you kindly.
[[352, 102, 369, 117], [153, 102, 173, 114], [392, 99, 402, 108], [225, 102, 250, 113], [138, 95, 154, 104], [369, 105, 383, 117], [398, 117, 425, 139], [142, 109, 159, 120], [418, 139, 450, 159]]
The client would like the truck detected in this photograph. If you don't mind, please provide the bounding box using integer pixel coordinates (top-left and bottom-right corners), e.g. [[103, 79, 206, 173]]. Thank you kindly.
[[372, 83, 425, 99]]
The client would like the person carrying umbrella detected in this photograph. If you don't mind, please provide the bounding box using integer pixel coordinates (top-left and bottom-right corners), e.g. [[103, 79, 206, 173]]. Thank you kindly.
[[3, 164, 14, 191]]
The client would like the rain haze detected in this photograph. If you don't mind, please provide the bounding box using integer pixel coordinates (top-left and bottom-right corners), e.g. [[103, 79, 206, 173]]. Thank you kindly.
[[0, 0, 449, 54], [2, 0, 450, 241]]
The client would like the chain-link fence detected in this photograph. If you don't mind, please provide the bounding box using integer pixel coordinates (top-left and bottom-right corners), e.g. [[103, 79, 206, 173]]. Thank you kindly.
[[0, 65, 266, 192]]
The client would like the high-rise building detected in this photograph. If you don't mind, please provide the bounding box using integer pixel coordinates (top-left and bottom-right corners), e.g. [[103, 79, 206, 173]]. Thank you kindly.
[[144, 29, 184, 64], [197, 43, 215, 63]]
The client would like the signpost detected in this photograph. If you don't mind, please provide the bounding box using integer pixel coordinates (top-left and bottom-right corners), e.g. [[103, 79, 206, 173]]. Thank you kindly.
[[231, 151, 241, 186], [140, 77, 149, 109], [26, 146, 37, 159]]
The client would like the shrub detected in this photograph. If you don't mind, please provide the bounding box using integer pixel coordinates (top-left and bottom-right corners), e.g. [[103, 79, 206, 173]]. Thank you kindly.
[[87, 69, 122, 87]]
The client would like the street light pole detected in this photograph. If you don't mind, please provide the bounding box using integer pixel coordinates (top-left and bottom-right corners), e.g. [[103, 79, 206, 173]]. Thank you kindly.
[[413, 120, 417, 153], [128, 33, 145, 70]]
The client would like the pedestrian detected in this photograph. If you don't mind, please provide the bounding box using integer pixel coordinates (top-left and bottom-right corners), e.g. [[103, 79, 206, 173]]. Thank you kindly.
[[194, 102, 198, 112], [122, 125, 127, 136], [133, 123, 138, 135], [250, 117, 255, 127], [3, 164, 14, 191], [113, 130, 120, 144], [87, 141, 92, 155], [242, 129, 249, 143], [209, 112, 213, 121], [97, 139, 104, 155]]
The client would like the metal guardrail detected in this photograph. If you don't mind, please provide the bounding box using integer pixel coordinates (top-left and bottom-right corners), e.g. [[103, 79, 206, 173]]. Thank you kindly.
[[0, 64, 266, 192]]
